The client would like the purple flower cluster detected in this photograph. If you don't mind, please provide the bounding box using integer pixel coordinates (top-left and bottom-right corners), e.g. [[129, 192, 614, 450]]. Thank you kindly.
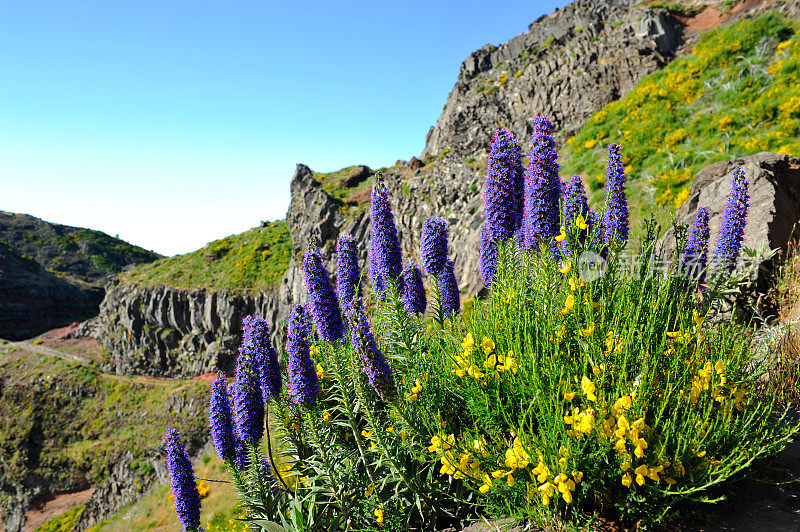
[[603, 144, 629, 245], [523, 116, 561, 251], [683, 206, 711, 282], [348, 303, 397, 402], [401, 262, 427, 314], [439, 259, 461, 317], [480, 223, 498, 287], [303, 247, 345, 342], [368, 243, 388, 295], [233, 356, 264, 445], [286, 305, 320, 406], [240, 316, 281, 402], [420, 218, 449, 276], [713, 167, 749, 271], [485, 128, 524, 240], [336, 235, 361, 313], [209, 372, 236, 461], [370, 180, 403, 287], [164, 429, 202, 532]]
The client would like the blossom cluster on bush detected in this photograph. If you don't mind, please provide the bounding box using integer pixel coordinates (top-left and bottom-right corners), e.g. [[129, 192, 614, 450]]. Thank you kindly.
[[162, 115, 782, 532]]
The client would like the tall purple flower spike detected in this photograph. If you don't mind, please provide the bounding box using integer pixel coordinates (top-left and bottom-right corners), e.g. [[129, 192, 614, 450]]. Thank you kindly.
[[165, 429, 202, 532], [439, 259, 461, 317], [401, 262, 427, 314], [603, 144, 629, 246], [485, 128, 524, 240], [348, 302, 397, 402], [240, 316, 281, 402], [683, 206, 711, 282], [713, 167, 749, 272], [420, 217, 449, 276], [303, 247, 345, 342], [336, 234, 361, 313], [370, 179, 403, 285], [209, 372, 236, 461], [286, 305, 320, 406], [233, 356, 264, 445], [523, 115, 561, 251]]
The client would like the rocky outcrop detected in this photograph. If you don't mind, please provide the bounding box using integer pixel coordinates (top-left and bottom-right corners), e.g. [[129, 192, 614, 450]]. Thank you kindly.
[[423, 0, 682, 159], [661, 152, 800, 267], [96, 280, 282, 377]]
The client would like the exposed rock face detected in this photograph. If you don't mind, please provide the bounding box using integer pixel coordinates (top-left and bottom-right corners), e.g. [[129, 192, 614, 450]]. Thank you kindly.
[[96, 280, 282, 377], [423, 0, 681, 159], [661, 152, 800, 266]]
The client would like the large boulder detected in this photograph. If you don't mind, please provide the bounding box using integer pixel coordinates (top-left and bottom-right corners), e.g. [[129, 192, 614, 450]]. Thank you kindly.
[[662, 152, 800, 270]]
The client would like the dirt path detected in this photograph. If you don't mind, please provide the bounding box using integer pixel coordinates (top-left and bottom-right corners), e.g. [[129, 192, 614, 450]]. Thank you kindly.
[[24, 488, 93, 531], [10, 340, 94, 365]]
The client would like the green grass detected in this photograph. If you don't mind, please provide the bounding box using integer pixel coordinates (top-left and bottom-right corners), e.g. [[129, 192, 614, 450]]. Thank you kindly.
[[120, 221, 292, 292], [561, 13, 799, 224], [35, 505, 85, 532], [646, 1, 705, 16], [311, 166, 374, 203], [0, 347, 209, 513]]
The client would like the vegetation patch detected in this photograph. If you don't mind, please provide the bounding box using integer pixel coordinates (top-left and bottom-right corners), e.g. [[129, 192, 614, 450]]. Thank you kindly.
[[120, 221, 291, 292], [562, 14, 799, 216]]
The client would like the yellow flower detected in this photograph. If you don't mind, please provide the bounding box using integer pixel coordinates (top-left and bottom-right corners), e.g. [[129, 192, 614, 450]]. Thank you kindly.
[[481, 337, 495, 355], [561, 294, 575, 315], [386, 426, 394, 434], [399, 429, 408, 441], [479, 473, 493, 493], [579, 323, 595, 337], [581, 376, 597, 401], [555, 226, 567, 242], [584, 139, 598, 149], [565, 391, 576, 401], [559, 260, 572, 274], [622, 473, 632, 487], [316, 363, 325, 381], [576, 214, 588, 230], [364, 484, 375, 497], [362, 429, 372, 439], [569, 275, 585, 291], [323, 411, 332, 423], [374, 506, 384, 524]]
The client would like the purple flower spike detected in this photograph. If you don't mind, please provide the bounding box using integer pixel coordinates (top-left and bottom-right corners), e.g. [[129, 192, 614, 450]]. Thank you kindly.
[[368, 240, 388, 295], [164, 429, 202, 532], [603, 144, 629, 245], [401, 262, 427, 314], [303, 247, 345, 342], [286, 305, 320, 406], [439, 259, 461, 317], [485, 128, 524, 240], [240, 316, 281, 402], [209, 372, 236, 461], [683, 207, 711, 282], [337, 235, 362, 313], [523, 115, 561, 251], [233, 357, 264, 445], [370, 180, 403, 283], [480, 223, 498, 288], [713, 167, 749, 272], [348, 302, 397, 402], [421, 217, 449, 276]]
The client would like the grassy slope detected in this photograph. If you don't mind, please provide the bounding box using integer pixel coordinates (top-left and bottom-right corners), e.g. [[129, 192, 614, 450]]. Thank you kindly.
[[0, 346, 210, 522], [120, 221, 291, 292], [561, 13, 800, 227], [0, 211, 160, 284]]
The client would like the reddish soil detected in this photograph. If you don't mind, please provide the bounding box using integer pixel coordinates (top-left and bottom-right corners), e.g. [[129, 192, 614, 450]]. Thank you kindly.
[[675, 0, 774, 37], [24, 488, 93, 531]]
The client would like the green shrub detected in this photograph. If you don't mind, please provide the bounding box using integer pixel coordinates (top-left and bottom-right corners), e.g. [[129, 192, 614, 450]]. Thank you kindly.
[[34, 505, 84, 532]]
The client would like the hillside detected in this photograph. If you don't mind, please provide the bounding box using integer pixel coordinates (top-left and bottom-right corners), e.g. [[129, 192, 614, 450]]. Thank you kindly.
[[0, 243, 100, 340], [0, 211, 160, 285], [561, 12, 800, 222], [119, 220, 291, 292]]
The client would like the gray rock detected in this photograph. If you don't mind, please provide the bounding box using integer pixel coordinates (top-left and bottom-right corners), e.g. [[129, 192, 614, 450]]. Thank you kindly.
[[661, 152, 800, 269]]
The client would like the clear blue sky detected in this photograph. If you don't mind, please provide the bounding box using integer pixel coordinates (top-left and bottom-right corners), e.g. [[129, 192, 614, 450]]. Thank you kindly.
[[0, 0, 566, 256]]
